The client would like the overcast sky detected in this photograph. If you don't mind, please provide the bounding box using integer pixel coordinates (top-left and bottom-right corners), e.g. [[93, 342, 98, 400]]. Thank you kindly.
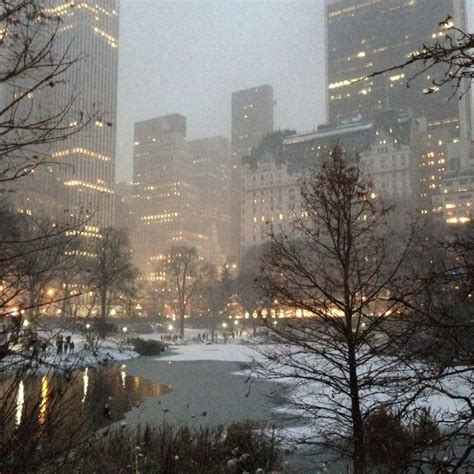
[[116, 0, 326, 181], [116, 0, 473, 182]]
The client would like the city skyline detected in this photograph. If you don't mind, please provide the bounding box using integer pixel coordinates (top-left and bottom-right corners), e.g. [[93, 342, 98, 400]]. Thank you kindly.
[[116, 0, 473, 182]]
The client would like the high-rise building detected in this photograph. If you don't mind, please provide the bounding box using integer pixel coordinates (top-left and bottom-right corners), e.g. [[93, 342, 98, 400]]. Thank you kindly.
[[188, 136, 232, 263], [132, 114, 210, 280], [49, 0, 119, 230], [326, 0, 471, 214], [231, 85, 274, 260], [1, 1, 119, 230]]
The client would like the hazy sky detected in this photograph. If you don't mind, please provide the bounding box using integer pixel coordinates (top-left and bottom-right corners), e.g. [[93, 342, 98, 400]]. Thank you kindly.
[[116, 0, 326, 181]]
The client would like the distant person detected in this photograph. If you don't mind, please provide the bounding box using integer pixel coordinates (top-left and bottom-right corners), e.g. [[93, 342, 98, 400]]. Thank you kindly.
[[64, 335, 71, 354], [69, 340, 75, 354], [56, 335, 63, 355]]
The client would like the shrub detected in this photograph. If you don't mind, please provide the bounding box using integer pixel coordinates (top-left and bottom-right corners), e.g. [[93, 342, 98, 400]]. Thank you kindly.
[[75, 421, 284, 473], [128, 337, 166, 356], [364, 407, 440, 473]]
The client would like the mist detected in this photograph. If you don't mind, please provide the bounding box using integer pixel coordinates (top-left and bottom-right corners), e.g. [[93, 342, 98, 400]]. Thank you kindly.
[[116, 0, 326, 180]]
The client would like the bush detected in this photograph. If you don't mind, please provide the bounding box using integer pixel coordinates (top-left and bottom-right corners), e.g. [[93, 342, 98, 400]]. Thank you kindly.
[[365, 407, 440, 473], [128, 337, 166, 356], [75, 421, 284, 473]]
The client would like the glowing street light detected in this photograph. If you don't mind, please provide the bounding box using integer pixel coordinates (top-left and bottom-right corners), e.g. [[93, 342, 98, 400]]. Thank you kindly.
[[46, 288, 55, 297], [85, 323, 91, 330], [110, 308, 117, 316], [122, 326, 128, 333], [234, 320, 239, 325], [168, 324, 174, 331], [23, 319, 29, 328], [222, 322, 228, 328]]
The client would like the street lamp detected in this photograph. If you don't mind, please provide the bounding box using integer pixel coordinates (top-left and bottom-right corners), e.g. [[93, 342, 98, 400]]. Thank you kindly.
[[168, 324, 173, 331], [122, 326, 128, 334], [85, 323, 91, 330], [23, 319, 29, 328], [222, 322, 227, 328]]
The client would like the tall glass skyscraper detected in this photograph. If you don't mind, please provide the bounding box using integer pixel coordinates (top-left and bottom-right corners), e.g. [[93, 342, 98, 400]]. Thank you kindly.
[[326, 0, 469, 139], [49, 0, 119, 230], [326, 0, 471, 214]]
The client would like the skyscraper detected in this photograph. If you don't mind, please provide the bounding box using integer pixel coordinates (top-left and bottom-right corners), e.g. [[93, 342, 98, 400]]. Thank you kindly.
[[188, 136, 232, 263], [231, 84, 274, 259], [49, 0, 119, 230], [326, 0, 468, 133], [326, 0, 471, 214], [132, 114, 210, 280]]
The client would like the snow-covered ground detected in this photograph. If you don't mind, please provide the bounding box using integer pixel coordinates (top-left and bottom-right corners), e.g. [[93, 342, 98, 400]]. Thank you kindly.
[[155, 342, 259, 362], [154, 341, 473, 444], [4, 330, 139, 373]]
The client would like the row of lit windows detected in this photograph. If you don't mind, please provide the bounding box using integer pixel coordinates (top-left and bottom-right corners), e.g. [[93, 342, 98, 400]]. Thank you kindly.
[[64, 180, 113, 193], [93, 27, 118, 48], [141, 212, 179, 221], [47, 2, 117, 17], [329, 75, 365, 90], [53, 147, 111, 162]]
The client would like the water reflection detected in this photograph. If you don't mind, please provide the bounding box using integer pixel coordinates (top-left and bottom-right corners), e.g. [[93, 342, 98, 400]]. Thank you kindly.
[[6, 365, 170, 433], [15, 380, 24, 426], [82, 367, 89, 403], [38, 376, 48, 425], [120, 364, 126, 388]]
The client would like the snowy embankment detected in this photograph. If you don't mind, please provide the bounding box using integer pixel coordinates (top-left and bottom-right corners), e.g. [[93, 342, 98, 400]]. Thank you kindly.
[[154, 342, 473, 444], [4, 330, 139, 374], [156, 342, 259, 363]]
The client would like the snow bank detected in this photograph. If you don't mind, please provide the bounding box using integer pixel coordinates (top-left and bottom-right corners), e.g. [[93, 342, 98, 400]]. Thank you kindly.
[[155, 342, 259, 363]]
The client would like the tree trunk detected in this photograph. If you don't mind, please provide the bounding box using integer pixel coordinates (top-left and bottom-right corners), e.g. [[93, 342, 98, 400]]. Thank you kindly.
[[348, 341, 365, 474], [179, 306, 185, 339], [98, 288, 108, 338]]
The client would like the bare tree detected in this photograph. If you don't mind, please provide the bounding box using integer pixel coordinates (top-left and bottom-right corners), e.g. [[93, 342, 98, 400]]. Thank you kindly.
[[366, 16, 474, 97], [162, 245, 206, 338], [237, 246, 266, 337], [0, 1, 110, 470], [87, 227, 135, 329], [392, 223, 474, 471], [257, 147, 425, 473], [0, 207, 93, 472], [201, 265, 234, 341]]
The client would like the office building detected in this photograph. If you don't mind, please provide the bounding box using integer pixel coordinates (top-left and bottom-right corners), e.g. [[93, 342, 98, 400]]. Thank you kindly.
[[132, 114, 210, 280], [326, 0, 471, 213], [241, 112, 424, 254], [188, 136, 232, 263], [49, 0, 119, 230], [231, 85, 274, 259]]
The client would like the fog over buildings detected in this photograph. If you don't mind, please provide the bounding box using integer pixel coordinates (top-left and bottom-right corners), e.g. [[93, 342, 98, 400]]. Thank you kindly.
[[116, 0, 326, 181], [4, 0, 473, 261]]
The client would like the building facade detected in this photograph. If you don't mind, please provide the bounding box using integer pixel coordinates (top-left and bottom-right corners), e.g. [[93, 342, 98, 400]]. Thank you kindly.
[[132, 115, 212, 280], [1, 1, 119, 230], [326, 0, 471, 215], [241, 112, 424, 255], [49, 0, 119, 230], [188, 136, 232, 263], [231, 85, 274, 260]]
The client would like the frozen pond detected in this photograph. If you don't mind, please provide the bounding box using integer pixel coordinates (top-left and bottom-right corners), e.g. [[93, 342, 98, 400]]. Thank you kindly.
[[117, 356, 293, 429]]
